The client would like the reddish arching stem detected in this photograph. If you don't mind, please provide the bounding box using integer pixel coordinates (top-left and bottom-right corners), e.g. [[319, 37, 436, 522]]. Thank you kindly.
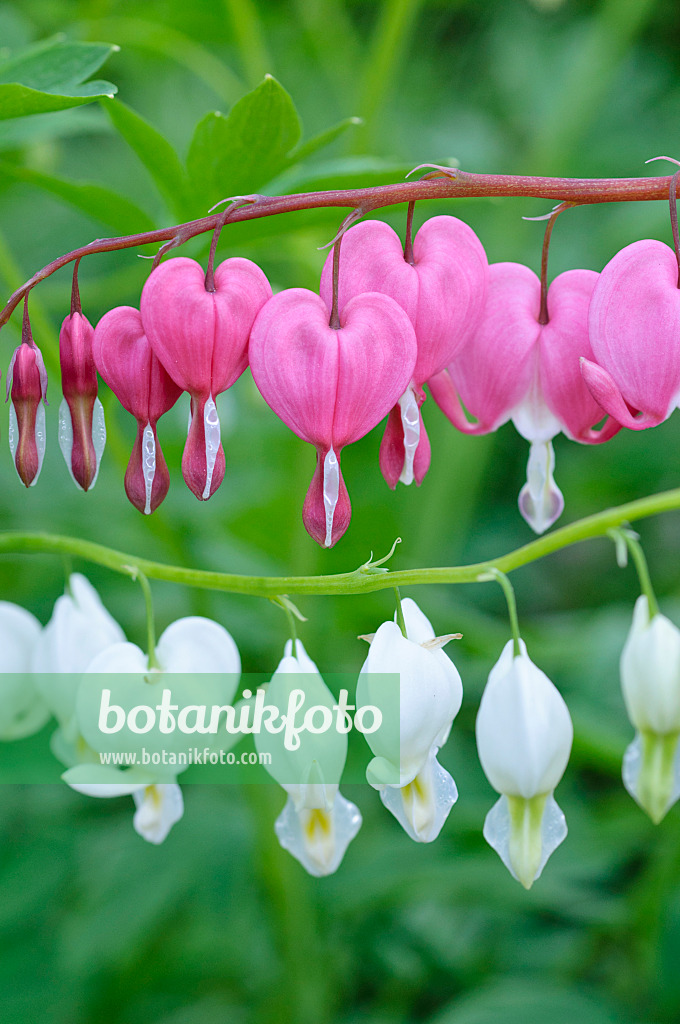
[[403, 200, 416, 265], [670, 171, 680, 288], [0, 170, 676, 332], [21, 294, 32, 347], [70, 258, 82, 317], [329, 234, 342, 329], [537, 202, 572, 325]]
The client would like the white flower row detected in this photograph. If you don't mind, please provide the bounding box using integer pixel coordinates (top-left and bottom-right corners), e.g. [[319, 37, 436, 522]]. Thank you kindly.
[[0, 576, 677, 886]]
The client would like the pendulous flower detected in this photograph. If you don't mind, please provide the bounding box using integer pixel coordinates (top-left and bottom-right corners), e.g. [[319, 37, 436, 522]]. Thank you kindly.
[[357, 598, 463, 842], [476, 638, 573, 888]]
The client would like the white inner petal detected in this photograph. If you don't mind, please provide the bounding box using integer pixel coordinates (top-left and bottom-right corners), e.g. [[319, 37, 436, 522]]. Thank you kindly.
[[518, 440, 564, 535], [8, 403, 17, 462], [58, 397, 77, 488], [202, 395, 221, 500], [323, 446, 340, 548], [57, 396, 106, 491], [33, 402, 46, 485], [91, 397, 106, 487], [398, 386, 420, 486], [142, 421, 156, 515]]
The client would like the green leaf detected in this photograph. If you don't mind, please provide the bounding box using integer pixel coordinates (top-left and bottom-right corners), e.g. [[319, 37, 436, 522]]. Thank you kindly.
[[0, 107, 107, 151], [0, 37, 118, 120], [0, 161, 155, 234], [287, 116, 362, 165], [0, 80, 117, 121], [101, 97, 193, 220], [268, 156, 413, 195], [186, 75, 301, 204]]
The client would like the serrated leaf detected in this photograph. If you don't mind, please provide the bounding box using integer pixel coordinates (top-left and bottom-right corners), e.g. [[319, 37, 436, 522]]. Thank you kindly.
[[101, 96, 193, 220], [0, 161, 155, 234], [186, 74, 301, 205]]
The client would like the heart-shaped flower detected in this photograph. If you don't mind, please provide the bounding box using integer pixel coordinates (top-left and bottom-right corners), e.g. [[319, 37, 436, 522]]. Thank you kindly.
[[93, 306, 182, 514], [430, 264, 619, 533], [140, 256, 271, 500], [320, 216, 487, 486], [249, 288, 417, 546], [58, 310, 105, 491]]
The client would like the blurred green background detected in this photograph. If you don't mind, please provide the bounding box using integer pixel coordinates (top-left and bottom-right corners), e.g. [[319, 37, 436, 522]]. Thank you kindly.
[[1, 0, 680, 1021]]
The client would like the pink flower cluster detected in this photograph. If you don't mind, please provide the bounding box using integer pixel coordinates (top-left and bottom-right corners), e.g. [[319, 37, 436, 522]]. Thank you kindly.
[[8, 219, 680, 545]]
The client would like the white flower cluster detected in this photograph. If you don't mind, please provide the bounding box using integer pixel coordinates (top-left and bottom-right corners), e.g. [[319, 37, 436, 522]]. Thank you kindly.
[[0, 576, 674, 886]]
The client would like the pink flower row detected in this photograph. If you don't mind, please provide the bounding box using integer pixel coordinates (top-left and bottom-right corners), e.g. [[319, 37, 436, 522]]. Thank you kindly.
[[7, 217, 678, 545]]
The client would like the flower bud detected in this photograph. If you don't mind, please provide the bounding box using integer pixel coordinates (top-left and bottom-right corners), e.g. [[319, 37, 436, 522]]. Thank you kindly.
[[58, 312, 105, 491], [476, 639, 573, 888], [620, 595, 680, 823], [7, 339, 48, 487]]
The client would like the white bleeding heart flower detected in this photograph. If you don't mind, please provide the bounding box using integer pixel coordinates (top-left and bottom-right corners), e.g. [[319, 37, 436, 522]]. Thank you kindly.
[[31, 574, 126, 756], [255, 639, 361, 877], [0, 601, 50, 739], [357, 598, 463, 842], [64, 763, 183, 845], [63, 614, 241, 844], [620, 595, 680, 824], [476, 638, 573, 889]]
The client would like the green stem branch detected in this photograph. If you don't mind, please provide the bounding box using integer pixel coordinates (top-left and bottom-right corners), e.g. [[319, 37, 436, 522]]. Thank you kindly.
[[0, 488, 678, 597]]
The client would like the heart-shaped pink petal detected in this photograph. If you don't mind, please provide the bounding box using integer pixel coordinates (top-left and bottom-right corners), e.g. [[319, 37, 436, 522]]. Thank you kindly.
[[320, 215, 488, 383], [140, 256, 272, 397], [588, 239, 680, 426]]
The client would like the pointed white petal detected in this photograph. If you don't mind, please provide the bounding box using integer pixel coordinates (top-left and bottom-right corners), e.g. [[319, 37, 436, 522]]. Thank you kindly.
[[132, 783, 184, 843], [274, 790, 362, 876], [483, 791, 567, 889], [379, 750, 458, 842]]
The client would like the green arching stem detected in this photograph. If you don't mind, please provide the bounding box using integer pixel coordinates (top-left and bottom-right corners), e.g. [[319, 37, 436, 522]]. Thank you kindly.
[[1, 488, 679, 598], [612, 527, 660, 618], [125, 566, 159, 669], [394, 587, 407, 638], [480, 568, 521, 656]]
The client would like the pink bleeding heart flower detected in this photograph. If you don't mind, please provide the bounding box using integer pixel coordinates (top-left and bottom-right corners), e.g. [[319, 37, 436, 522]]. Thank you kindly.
[[429, 263, 620, 533], [319, 216, 487, 488], [581, 240, 680, 429], [140, 256, 272, 500], [6, 302, 48, 488], [59, 311, 105, 491], [93, 306, 182, 515], [249, 288, 417, 547]]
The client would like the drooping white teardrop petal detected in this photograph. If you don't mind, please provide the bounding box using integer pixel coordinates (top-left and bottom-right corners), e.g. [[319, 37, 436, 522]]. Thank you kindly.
[[379, 749, 458, 843], [483, 791, 567, 889], [274, 790, 362, 876], [201, 395, 221, 500], [622, 730, 680, 824], [397, 385, 420, 486], [322, 446, 340, 547], [141, 421, 156, 514], [132, 782, 184, 844], [518, 440, 564, 535]]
